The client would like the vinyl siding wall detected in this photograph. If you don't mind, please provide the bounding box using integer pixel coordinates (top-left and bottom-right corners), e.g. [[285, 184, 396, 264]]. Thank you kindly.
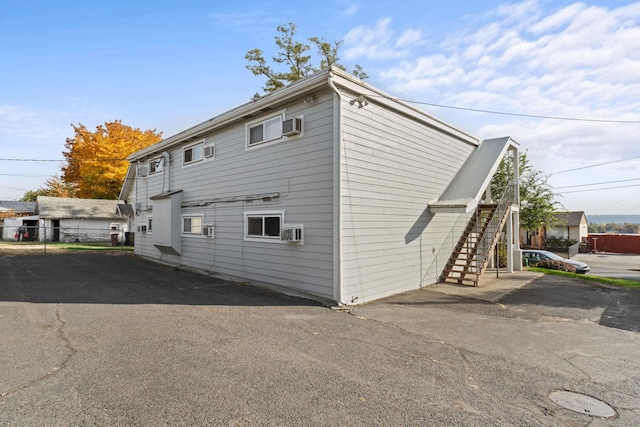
[[338, 89, 476, 304], [133, 91, 336, 300]]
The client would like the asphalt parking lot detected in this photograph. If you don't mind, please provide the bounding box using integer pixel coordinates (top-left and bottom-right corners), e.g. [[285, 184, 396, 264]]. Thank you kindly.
[[1, 251, 639, 426]]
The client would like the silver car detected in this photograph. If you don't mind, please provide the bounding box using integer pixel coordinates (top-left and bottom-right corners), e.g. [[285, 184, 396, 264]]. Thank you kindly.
[[522, 249, 590, 274]]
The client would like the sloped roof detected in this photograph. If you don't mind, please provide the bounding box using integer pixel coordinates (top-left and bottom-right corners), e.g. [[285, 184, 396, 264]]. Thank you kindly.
[[429, 137, 519, 213], [118, 163, 136, 201], [0, 200, 36, 213], [552, 211, 587, 227], [36, 196, 124, 219], [127, 67, 478, 163]]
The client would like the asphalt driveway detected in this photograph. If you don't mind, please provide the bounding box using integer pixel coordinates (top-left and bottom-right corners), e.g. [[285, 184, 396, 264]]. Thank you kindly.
[[1, 252, 639, 426]]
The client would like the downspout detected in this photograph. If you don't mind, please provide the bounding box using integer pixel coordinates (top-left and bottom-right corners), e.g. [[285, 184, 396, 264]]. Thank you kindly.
[[162, 151, 171, 193], [327, 72, 344, 305]]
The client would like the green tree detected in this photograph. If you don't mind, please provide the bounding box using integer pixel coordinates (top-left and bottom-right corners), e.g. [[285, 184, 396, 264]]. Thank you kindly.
[[491, 150, 560, 233], [20, 175, 77, 201], [245, 23, 368, 95]]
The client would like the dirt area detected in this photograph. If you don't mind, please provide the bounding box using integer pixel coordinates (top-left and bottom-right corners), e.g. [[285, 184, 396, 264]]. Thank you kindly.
[[0, 242, 65, 255]]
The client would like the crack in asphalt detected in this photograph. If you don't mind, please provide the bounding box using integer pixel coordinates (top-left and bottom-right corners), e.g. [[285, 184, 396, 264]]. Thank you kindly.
[[0, 304, 77, 398]]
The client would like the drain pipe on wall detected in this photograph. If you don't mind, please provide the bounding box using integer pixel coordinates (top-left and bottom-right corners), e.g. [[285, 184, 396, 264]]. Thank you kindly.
[[162, 151, 171, 193], [327, 72, 345, 305]]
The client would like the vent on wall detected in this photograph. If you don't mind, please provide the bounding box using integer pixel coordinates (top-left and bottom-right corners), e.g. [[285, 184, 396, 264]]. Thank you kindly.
[[282, 118, 302, 136], [137, 225, 147, 233], [137, 166, 149, 177], [203, 225, 214, 237], [204, 145, 214, 158]]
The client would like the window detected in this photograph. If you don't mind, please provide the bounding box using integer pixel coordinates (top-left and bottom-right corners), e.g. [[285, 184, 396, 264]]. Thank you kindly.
[[247, 114, 283, 147], [245, 211, 283, 240], [183, 141, 204, 165], [149, 157, 163, 174], [147, 217, 153, 233], [182, 215, 203, 235]]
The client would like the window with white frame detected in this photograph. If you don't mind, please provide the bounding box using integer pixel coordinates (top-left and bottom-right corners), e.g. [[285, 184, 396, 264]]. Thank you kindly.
[[245, 211, 283, 240], [247, 114, 283, 147], [149, 157, 163, 174], [183, 141, 204, 165], [147, 217, 153, 233], [182, 215, 203, 235]]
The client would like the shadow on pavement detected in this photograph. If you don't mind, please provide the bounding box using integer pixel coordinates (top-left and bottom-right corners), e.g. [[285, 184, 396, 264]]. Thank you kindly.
[[498, 275, 640, 333], [0, 253, 321, 307]]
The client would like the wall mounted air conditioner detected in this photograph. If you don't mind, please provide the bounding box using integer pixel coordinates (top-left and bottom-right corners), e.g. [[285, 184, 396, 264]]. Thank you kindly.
[[282, 118, 302, 136], [137, 166, 149, 177], [203, 225, 214, 237], [204, 145, 215, 158], [137, 225, 147, 233], [281, 225, 303, 242]]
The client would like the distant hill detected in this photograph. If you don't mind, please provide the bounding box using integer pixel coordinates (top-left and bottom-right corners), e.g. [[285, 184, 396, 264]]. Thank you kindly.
[[588, 214, 640, 224]]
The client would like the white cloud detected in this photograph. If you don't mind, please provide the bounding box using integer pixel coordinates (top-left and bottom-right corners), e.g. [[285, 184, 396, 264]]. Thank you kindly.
[[344, 17, 424, 60], [367, 1, 640, 212], [343, 3, 359, 16]]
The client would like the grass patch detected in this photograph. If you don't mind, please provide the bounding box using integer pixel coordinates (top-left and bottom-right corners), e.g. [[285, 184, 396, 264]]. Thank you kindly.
[[47, 242, 134, 252], [528, 267, 640, 289]]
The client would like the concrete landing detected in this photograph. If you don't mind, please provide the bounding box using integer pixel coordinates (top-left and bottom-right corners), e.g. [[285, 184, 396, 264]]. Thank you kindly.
[[427, 270, 544, 302]]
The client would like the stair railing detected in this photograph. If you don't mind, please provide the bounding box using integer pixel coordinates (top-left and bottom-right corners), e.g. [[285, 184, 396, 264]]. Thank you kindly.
[[421, 211, 471, 286], [474, 180, 516, 284]]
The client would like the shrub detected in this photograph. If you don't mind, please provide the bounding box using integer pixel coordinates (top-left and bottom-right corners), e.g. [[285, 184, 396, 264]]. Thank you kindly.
[[535, 260, 576, 273], [545, 236, 577, 248]]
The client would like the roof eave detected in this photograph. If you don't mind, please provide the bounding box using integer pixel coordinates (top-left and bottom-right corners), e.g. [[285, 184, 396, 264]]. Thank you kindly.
[[128, 69, 333, 161]]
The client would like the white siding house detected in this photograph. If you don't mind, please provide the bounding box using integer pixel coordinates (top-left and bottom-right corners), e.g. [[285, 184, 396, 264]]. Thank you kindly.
[[36, 196, 129, 243], [121, 67, 521, 305]]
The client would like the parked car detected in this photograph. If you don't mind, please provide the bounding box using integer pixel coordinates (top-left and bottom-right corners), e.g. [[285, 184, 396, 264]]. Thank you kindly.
[[522, 249, 590, 274]]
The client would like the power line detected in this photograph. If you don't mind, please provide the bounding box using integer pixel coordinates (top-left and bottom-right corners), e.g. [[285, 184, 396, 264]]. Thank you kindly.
[[548, 155, 640, 176], [0, 158, 63, 162], [0, 158, 128, 162], [556, 183, 640, 194], [382, 96, 640, 124], [553, 177, 640, 189], [0, 173, 51, 177], [0, 185, 29, 192]]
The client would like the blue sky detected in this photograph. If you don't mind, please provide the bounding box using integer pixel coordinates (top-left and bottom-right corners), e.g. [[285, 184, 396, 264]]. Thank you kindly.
[[1, 0, 639, 216]]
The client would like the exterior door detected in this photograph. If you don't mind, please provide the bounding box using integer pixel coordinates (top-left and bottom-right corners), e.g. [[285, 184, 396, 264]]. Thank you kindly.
[[53, 220, 60, 242]]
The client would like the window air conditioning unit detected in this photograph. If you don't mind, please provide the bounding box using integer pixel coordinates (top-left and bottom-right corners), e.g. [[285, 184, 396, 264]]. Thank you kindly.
[[204, 145, 215, 158], [137, 225, 147, 233], [203, 225, 214, 237], [281, 225, 303, 242], [138, 166, 149, 177], [282, 118, 302, 136]]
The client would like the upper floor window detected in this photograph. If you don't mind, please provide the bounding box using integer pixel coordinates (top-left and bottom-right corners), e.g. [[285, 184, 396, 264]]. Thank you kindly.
[[149, 157, 163, 174], [246, 112, 284, 148], [183, 141, 204, 165]]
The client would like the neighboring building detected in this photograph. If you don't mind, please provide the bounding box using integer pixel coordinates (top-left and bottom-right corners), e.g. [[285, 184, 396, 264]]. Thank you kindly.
[[0, 201, 37, 240], [121, 67, 521, 305], [520, 211, 589, 248], [546, 211, 589, 242], [35, 196, 128, 243], [0, 200, 36, 217]]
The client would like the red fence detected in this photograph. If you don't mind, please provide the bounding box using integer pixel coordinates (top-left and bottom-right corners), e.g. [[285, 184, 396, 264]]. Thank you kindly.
[[587, 234, 640, 254]]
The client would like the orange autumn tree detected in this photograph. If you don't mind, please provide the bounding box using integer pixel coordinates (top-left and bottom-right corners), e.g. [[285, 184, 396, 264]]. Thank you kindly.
[[62, 120, 162, 199]]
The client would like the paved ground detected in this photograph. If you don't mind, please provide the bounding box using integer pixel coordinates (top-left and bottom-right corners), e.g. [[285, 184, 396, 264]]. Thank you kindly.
[[1, 251, 639, 426], [573, 253, 640, 281]]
